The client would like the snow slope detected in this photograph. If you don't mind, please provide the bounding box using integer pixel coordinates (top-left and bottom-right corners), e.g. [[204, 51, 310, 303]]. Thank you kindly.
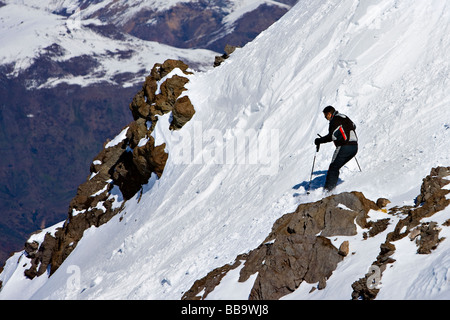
[[1, 0, 450, 300]]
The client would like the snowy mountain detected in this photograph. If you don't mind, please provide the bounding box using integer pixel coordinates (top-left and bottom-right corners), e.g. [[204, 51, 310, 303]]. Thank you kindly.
[[1, 0, 450, 302], [1, 0, 293, 87], [0, 0, 296, 267], [1, 0, 295, 65], [0, 1, 217, 88]]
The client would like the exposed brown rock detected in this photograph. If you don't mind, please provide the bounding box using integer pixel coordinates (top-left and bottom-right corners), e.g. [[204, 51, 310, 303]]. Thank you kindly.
[[170, 96, 196, 130], [416, 222, 442, 254], [24, 240, 39, 258], [270, 192, 377, 239], [182, 254, 247, 300], [25, 232, 57, 279], [23, 59, 194, 279], [351, 276, 379, 300], [376, 198, 391, 209], [416, 166, 450, 205], [184, 167, 450, 301], [129, 89, 150, 120], [183, 191, 379, 300], [351, 166, 450, 300], [338, 240, 350, 257], [246, 234, 343, 300], [367, 218, 390, 238], [214, 45, 239, 67]]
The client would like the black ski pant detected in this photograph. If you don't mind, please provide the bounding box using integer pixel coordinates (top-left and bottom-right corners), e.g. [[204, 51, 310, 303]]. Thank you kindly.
[[324, 144, 358, 191]]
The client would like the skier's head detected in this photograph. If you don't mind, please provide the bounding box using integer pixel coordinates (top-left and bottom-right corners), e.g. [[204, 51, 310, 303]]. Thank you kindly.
[[323, 105, 335, 121]]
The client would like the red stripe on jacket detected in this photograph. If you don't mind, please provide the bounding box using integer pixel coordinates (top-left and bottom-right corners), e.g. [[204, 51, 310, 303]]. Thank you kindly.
[[339, 126, 347, 141]]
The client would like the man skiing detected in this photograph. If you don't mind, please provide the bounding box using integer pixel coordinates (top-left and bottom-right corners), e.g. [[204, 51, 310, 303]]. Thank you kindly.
[[315, 106, 358, 192]]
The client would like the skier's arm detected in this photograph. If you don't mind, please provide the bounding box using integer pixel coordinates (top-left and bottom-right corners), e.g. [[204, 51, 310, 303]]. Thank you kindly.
[[315, 120, 336, 145], [315, 133, 331, 145]]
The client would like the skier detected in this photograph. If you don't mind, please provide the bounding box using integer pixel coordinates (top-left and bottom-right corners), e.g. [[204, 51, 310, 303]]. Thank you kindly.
[[315, 106, 358, 192]]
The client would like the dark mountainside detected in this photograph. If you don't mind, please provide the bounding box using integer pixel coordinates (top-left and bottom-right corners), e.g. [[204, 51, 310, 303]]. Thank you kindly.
[[120, 2, 292, 52], [0, 67, 136, 266], [51, 0, 297, 53], [0, 0, 297, 267]]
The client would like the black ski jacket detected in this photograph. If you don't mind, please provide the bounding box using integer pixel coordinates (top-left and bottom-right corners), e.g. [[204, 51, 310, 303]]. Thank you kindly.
[[317, 111, 358, 147]]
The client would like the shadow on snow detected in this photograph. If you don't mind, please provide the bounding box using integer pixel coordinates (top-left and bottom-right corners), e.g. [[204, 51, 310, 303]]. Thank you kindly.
[[292, 170, 343, 196]]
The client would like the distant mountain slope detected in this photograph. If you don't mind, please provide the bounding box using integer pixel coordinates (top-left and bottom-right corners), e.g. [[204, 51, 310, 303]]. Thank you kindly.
[[3, 0, 296, 53], [0, 2, 216, 88]]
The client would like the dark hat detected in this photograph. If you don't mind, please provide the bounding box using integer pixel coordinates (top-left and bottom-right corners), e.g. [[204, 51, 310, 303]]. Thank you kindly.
[[323, 105, 335, 114]]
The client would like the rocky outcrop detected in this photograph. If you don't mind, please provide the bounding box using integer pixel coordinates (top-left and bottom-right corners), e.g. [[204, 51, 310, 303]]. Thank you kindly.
[[183, 191, 380, 300], [129, 59, 194, 130], [23, 59, 194, 279], [351, 166, 450, 300], [214, 45, 238, 67], [183, 167, 450, 300]]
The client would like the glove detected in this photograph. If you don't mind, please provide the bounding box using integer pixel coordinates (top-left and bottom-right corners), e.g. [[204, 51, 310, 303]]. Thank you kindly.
[[314, 138, 321, 152]]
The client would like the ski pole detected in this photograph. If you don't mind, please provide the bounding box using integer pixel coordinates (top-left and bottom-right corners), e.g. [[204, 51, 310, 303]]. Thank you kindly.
[[307, 150, 317, 194], [355, 157, 362, 172], [307, 135, 321, 194]]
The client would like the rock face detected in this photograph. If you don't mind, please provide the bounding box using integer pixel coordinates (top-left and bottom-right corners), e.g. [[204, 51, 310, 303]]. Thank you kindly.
[[182, 167, 450, 300], [214, 45, 238, 67], [183, 192, 379, 300], [23, 59, 194, 279], [351, 166, 450, 300]]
